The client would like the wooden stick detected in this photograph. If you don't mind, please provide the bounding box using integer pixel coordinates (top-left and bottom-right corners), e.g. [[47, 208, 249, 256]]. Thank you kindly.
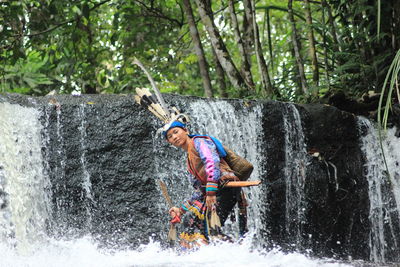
[[224, 180, 261, 187], [159, 180, 173, 208], [158, 180, 177, 241]]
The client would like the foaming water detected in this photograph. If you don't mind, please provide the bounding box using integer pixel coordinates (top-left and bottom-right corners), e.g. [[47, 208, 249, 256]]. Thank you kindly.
[[0, 234, 352, 267]]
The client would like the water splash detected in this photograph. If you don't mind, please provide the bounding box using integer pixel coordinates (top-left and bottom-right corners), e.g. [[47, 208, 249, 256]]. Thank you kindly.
[[0, 234, 352, 267], [0, 102, 51, 253], [358, 117, 400, 262]]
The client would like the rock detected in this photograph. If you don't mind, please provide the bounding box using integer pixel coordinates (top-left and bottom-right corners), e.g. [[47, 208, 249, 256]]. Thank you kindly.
[[0, 93, 398, 262]]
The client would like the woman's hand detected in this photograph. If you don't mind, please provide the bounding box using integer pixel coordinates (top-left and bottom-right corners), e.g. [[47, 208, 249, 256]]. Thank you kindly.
[[169, 206, 181, 222], [205, 195, 217, 210]]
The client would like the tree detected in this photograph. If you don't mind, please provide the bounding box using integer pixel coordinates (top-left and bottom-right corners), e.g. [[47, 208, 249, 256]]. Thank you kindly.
[[228, 0, 254, 90], [247, 0, 274, 96], [1, 0, 399, 106], [182, 0, 213, 98], [288, 0, 308, 95], [194, 0, 250, 93], [211, 46, 228, 97], [303, 0, 319, 88]]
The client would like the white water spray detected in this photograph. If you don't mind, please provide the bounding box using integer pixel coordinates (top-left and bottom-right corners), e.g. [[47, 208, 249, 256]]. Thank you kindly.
[[0, 234, 351, 267], [0, 102, 51, 253]]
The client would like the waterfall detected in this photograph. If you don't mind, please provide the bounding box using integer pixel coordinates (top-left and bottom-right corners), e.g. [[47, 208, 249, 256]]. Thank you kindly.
[[2, 94, 398, 266], [283, 103, 309, 246], [358, 117, 400, 263], [0, 102, 51, 253]]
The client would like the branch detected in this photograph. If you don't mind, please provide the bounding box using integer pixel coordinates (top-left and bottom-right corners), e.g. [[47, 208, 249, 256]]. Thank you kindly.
[[176, 0, 185, 27], [134, 0, 183, 27], [177, 1, 234, 43]]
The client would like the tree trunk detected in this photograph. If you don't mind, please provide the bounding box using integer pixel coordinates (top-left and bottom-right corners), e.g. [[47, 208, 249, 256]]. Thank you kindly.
[[242, 0, 254, 66], [266, 8, 274, 71], [247, 0, 274, 96], [228, 0, 255, 90], [290, 45, 303, 95], [194, 0, 249, 91], [304, 0, 319, 87], [288, 0, 308, 94], [321, 1, 330, 90], [212, 46, 228, 97], [182, 0, 213, 98]]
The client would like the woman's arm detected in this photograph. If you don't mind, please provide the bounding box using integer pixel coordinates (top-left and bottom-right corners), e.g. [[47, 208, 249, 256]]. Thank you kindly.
[[194, 138, 220, 209]]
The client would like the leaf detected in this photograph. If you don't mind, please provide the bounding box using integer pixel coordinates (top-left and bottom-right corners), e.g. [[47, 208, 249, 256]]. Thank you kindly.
[[125, 67, 134, 74], [13, 87, 31, 94], [72, 5, 82, 16], [23, 76, 38, 88]]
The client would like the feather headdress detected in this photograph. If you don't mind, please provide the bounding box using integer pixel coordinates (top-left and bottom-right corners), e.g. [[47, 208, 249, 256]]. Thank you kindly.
[[134, 87, 189, 134], [132, 58, 189, 135]]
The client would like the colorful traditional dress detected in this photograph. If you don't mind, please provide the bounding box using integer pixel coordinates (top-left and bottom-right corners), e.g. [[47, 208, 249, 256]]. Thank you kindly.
[[178, 136, 244, 247]]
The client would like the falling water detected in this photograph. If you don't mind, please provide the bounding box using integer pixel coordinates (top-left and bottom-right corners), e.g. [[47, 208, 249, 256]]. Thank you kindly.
[[283, 103, 309, 246], [77, 103, 94, 230], [358, 117, 400, 263], [0, 97, 358, 267], [0, 102, 51, 253], [44, 101, 71, 237]]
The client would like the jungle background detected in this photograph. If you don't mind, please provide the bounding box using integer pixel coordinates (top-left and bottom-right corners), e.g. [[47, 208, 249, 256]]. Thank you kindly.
[[1, 0, 399, 115]]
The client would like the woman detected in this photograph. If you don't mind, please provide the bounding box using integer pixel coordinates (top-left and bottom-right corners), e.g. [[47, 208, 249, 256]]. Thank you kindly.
[[164, 121, 247, 247]]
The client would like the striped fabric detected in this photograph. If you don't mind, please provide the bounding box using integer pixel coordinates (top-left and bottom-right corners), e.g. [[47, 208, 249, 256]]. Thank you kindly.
[[206, 182, 218, 196], [181, 200, 206, 220]]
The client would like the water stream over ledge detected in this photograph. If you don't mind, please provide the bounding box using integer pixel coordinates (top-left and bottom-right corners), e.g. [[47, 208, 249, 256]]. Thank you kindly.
[[0, 94, 399, 266]]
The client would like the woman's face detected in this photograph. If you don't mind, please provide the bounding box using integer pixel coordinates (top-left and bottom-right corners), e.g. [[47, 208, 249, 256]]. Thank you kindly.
[[166, 127, 189, 149]]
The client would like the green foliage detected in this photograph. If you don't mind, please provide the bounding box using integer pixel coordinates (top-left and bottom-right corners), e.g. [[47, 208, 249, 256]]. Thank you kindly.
[[1, 51, 53, 94], [0, 0, 398, 104]]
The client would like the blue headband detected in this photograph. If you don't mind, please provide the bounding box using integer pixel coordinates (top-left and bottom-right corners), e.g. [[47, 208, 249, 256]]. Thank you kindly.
[[162, 121, 186, 138]]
